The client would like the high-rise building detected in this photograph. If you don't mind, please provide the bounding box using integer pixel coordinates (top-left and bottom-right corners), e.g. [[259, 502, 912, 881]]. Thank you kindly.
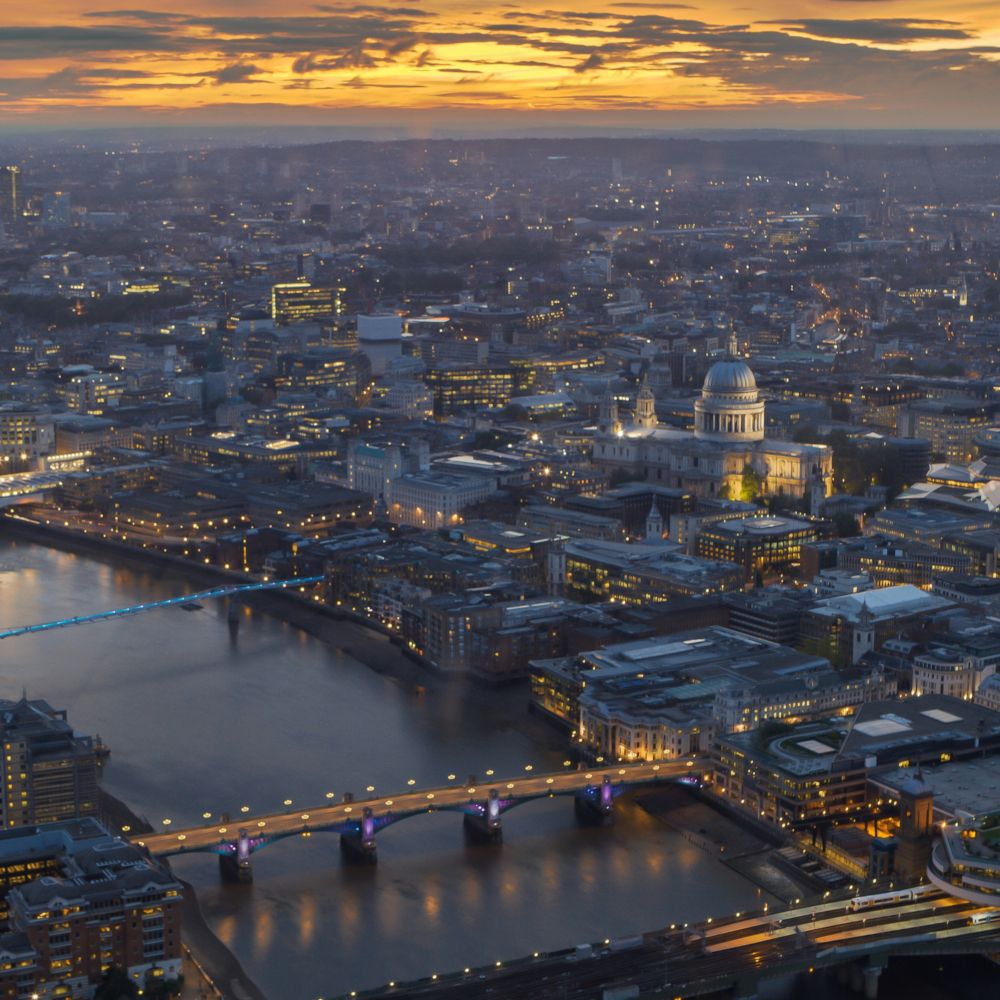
[[270, 280, 340, 325], [0, 166, 19, 231], [0, 698, 99, 829], [41, 191, 71, 228]]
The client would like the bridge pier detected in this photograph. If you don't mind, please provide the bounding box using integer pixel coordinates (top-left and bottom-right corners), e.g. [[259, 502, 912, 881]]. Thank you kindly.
[[862, 964, 883, 1000], [219, 829, 253, 883], [463, 789, 503, 843], [340, 807, 378, 864], [574, 775, 615, 825]]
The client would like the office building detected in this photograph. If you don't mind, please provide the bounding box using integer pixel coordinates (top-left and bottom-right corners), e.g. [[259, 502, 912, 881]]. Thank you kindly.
[[554, 538, 743, 604], [270, 280, 340, 325], [695, 515, 819, 581], [531, 627, 832, 761], [0, 699, 98, 830], [0, 167, 19, 231]]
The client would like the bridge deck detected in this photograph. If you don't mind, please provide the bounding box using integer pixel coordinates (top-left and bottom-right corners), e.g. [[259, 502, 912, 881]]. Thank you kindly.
[[136, 760, 694, 854]]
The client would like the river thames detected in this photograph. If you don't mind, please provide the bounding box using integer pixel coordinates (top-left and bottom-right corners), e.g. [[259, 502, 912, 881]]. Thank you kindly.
[[0, 538, 772, 998]]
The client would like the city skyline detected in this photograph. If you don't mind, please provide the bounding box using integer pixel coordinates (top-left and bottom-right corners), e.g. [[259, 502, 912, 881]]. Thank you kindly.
[[1, 1, 1000, 129]]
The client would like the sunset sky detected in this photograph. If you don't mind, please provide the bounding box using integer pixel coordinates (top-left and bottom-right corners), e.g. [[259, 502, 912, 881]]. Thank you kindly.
[[1, 1, 999, 129]]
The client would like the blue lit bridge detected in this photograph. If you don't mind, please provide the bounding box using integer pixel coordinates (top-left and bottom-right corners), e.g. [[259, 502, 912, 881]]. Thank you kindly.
[[0, 575, 325, 640]]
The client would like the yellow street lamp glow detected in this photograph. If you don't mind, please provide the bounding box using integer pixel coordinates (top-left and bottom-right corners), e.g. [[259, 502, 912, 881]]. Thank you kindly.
[[284, 799, 293, 806], [202, 812, 212, 819], [240, 805, 250, 813]]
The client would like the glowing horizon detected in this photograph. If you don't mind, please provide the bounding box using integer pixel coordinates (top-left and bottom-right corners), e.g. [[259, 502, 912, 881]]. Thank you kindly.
[[1, 1, 998, 129]]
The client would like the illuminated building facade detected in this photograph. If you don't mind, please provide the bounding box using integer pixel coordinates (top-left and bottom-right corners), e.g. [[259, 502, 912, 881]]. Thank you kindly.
[[695, 515, 819, 582], [0, 819, 182, 997], [0, 407, 54, 473], [270, 280, 341, 325], [0, 698, 98, 831], [555, 538, 743, 604], [423, 364, 514, 415], [593, 351, 832, 500], [63, 374, 125, 416], [531, 627, 830, 761]]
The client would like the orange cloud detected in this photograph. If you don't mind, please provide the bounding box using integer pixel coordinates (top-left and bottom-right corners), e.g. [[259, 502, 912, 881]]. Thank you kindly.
[[0, 1, 995, 127]]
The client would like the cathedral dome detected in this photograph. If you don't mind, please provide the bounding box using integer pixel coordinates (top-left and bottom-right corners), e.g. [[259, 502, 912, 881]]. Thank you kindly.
[[703, 360, 757, 394]]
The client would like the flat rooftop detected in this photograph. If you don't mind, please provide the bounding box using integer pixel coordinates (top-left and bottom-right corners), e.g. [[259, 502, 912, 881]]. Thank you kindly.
[[874, 758, 1000, 819]]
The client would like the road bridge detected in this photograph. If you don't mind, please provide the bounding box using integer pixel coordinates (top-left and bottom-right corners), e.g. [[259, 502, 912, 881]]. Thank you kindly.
[[134, 760, 696, 880], [337, 887, 1000, 999]]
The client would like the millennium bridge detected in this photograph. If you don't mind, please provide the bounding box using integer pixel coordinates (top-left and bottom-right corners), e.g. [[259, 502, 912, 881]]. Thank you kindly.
[[134, 760, 696, 880]]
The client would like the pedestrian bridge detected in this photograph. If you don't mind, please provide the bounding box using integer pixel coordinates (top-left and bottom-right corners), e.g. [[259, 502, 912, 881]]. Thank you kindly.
[[134, 760, 695, 880]]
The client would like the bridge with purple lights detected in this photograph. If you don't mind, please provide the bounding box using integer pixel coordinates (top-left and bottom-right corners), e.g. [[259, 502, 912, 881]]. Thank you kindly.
[[135, 760, 696, 881]]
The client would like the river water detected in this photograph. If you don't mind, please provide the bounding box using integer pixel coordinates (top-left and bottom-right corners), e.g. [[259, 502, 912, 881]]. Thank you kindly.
[[0, 538, 771, 998]]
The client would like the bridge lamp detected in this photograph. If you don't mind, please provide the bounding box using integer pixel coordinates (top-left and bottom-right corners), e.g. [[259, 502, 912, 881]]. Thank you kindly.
[[506, 783, 514, 789], [467, 788, 476, 794], [202, 812, 212, 820], [162, 819, 172, 827], [121, 825, 131, 833], [447, 774, 456, 781], [177, 835, 186, 842], [524, 765, 533, 772], [585, 773, 593, 779], [240, 805, 250, 813], [301, 814, 310, 821], [546, 778, 554, 785], [385, 800, 394, 806], [486, 769, 495, 776], [596, 756, 604, 763], [366, 785, 375, 793], [618, 769, 626, 775], [426, 793, 435, 800], [218, 827, 228, 834], [407, 779, 416, 786], [344, 807, 353, 813], [563, 760, 571, 767], [326, 792, 335, 799], [284, 799, 293, 807]]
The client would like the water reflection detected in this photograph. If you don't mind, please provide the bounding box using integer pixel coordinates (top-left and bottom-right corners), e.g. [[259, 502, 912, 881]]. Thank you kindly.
[[0, 539, 772, 998]]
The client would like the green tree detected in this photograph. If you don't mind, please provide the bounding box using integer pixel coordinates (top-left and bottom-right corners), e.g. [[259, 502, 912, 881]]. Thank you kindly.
[[833, 512, 861, 537], [739, 464, 764, 502], [94, 967, 138, 1000]]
